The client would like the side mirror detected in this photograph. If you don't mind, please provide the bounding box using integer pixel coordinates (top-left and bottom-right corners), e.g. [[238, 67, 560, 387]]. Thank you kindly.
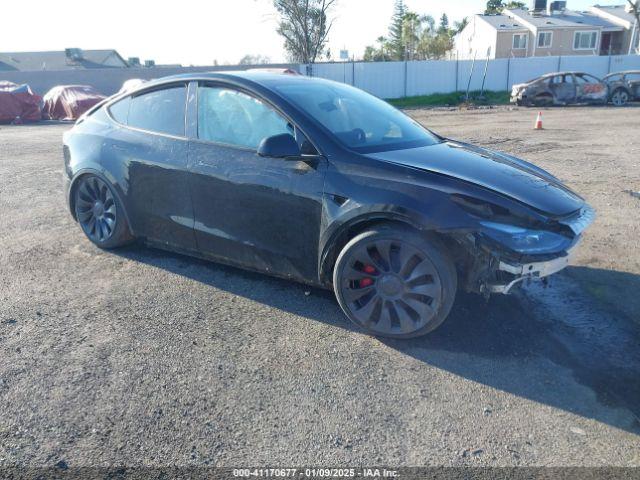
[[257, 133, 301, 159]]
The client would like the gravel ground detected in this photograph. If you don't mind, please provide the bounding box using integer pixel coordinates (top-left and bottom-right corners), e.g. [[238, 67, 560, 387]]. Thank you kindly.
[[1, 107, 639, 469]]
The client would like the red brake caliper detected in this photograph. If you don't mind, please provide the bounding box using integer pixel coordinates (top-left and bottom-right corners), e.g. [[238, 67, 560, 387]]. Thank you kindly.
[[359, 265, 377, 288]]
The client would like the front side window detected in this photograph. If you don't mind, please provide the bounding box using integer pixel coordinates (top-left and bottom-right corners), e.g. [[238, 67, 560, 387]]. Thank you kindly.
[[127, 85, 186, 137], [574, 31, 598, 50], [537, 31, 552, 48], [513, 34, 527, 50], [552, 74, 573, 84], [198, 86, 291, 149], [273, 80, 440, 153]]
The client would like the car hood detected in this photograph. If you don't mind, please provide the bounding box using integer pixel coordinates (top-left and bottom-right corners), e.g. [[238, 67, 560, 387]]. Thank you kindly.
[[368, 140, 584, 217]]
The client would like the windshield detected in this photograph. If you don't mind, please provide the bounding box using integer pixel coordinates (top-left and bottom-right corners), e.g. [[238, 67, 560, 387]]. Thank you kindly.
[[273, 80, 440, 153]]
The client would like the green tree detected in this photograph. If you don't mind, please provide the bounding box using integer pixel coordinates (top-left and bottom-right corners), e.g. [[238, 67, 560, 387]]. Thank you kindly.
[[363, 45, 377, 61], [364, 36, 393, 61], [418, 32, 454, 59], [238, 54, 271, 65], [485, 0, 526, 14], [438, 13, 449, 34], [273, 0, 336, 63], [363, 7, 454, 61], [402, 12, 423, 60], [453, 17, 469, 34], [484, 0, 503, 14], [388, 0, 407, 60]]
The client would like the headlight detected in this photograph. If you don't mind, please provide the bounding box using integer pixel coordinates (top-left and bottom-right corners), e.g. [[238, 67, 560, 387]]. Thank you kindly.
[[479, 221, 571, 254]]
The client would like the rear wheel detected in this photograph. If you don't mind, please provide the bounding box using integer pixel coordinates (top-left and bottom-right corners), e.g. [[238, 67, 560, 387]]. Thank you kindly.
[[74, 175, 133, 249], [611, 88, 629, 106], [333, 225, 457, 339]]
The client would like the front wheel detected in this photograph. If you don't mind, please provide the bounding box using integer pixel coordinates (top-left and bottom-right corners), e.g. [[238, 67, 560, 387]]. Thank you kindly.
[[611, 89, 629, 106], [74, 175, 133, 249], [333, 226, 457, 339]]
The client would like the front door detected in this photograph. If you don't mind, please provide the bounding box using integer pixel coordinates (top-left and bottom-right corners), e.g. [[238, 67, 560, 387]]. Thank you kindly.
[[549, 74, 576, 104], [187, 84, 326, 283]]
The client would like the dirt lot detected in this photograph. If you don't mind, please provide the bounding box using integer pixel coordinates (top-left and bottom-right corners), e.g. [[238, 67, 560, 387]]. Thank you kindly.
[[1, 107, 639, 469]]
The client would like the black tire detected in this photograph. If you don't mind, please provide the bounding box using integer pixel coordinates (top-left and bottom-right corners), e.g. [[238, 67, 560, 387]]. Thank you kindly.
[[333, 225, 457, 339], [610, 88, 629, 107], [74, 175, 133, 249]]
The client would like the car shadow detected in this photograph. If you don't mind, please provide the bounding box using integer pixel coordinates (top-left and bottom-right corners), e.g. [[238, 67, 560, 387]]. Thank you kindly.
[[114, 244, 640, 435]]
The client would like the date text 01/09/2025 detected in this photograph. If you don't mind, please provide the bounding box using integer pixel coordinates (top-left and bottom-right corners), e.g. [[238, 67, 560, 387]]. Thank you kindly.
[[232, 468, 399, 477]]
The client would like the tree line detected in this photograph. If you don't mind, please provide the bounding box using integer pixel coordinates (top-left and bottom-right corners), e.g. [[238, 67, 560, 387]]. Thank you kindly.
[[363, 1, 468, 62], [264, 0, 533, 64], [259, 0, 640, 65]]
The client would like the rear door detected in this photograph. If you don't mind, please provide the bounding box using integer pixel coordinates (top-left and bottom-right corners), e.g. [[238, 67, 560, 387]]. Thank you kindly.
[[186, 82, 327, 282], [575, 73, 607, 103], [105, 83, 196, 249]]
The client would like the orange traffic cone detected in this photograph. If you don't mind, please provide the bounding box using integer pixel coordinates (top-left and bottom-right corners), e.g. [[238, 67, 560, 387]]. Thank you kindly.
[[534, 111, 543, 130]]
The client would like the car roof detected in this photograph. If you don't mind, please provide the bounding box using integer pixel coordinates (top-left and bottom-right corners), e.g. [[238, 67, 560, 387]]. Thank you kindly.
[[603, 70, 640, 77], [126, 70, 316, 94], [538, 71, 590, 78], [525, 71, 600, 83]]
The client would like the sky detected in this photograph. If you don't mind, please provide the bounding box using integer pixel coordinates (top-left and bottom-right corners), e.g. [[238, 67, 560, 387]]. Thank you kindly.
[[0, 0, 627, 65]]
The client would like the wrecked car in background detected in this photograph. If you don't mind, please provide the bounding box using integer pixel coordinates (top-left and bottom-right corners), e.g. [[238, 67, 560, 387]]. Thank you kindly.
[[511, 72, 608, 107], [43, 85, 106, 121], [603, 70, 640, 106], [0, 81, 42, 123]]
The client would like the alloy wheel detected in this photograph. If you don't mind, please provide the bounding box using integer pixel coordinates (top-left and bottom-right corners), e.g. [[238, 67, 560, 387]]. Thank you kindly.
[[339, 239, 442, 335], [612, 90, 629, 106], [75, 177, 117, 243]]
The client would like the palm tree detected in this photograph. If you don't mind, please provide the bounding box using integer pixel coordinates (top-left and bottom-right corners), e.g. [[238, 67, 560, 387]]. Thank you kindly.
[[402, 12, 422, 60]]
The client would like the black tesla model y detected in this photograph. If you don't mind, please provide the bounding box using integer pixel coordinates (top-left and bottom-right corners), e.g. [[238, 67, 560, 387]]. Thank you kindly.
[[63, 72, 594, 338]]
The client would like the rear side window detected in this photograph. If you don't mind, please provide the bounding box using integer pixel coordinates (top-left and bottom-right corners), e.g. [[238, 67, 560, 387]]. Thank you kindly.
[[128, 85, 187, 136], [109, 97, 130, 124]]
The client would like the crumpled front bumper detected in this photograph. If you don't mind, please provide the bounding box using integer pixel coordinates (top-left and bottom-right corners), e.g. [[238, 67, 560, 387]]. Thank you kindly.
[[487, 240, 580, 293], [485, 204, 595, 294]]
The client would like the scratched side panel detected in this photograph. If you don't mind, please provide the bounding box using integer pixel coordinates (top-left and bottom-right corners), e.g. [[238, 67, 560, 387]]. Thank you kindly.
[[188, 140, 327, 284], [104, 126, 196, 250]]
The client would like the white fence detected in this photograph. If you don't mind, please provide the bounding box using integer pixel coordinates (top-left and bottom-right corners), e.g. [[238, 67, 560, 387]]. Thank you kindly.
[[307, 54, 640, 99], [2, 55, 640, 100]]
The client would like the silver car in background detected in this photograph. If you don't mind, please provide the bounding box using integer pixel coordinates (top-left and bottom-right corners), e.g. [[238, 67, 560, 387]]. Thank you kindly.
[[603, 71, 640, 106]]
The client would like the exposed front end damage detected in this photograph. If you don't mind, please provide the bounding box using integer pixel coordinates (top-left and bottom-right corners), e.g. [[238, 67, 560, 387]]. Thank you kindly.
[[451, 205, 595, 296]]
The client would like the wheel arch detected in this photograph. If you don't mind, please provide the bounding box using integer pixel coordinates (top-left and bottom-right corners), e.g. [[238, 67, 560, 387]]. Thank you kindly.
[[610, 85, 632, 100], [318, 212, 459, 287], [534, 91, 555, 105], [68, 169, 132, 231]]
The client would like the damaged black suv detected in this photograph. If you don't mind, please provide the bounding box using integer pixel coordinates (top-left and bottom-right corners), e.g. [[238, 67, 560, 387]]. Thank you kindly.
[[63, 72, 594, 338]]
